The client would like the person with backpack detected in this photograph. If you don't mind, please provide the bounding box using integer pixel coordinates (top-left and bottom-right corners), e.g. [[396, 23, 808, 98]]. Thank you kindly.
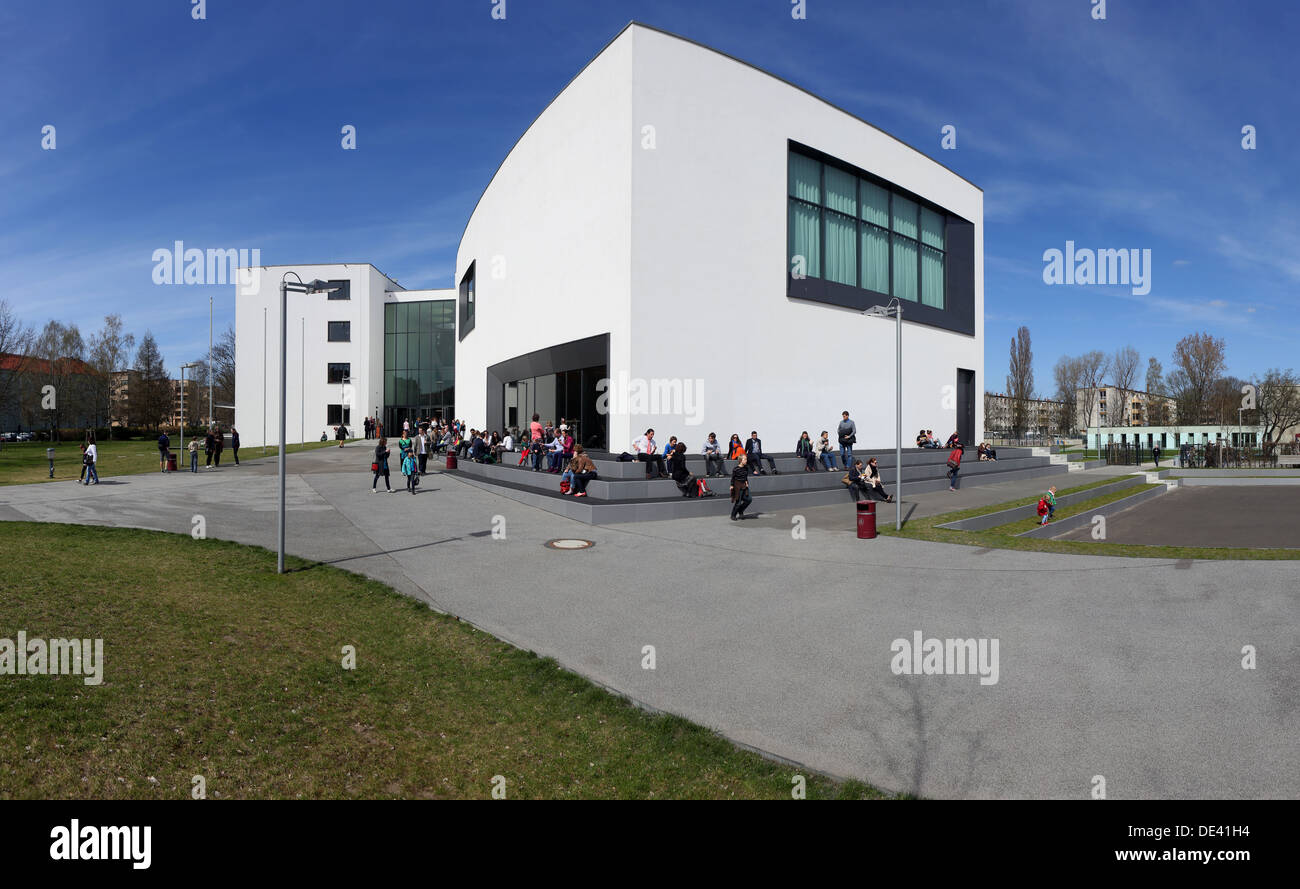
[[946, 441, 964, 492], [82, 436, 99, 485], [401, 446, 418, 494], [158, 431, 171, 472], [372, 437, 393, 493], [837, 411, 857, 468], [729, 453, 753, 520]]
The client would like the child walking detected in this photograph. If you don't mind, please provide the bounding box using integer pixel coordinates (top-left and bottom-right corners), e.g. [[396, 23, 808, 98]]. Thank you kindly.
[[1039, 485, 1058, 524]]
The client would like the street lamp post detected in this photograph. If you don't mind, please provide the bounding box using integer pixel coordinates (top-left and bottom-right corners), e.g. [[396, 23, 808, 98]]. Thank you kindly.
[[180, 362, 201, 465], [863, 299, 902, 531], [277, 273, 343, 573]]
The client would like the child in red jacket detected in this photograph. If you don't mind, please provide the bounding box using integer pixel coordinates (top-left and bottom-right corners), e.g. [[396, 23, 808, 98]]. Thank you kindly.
[[946, 442, 963, 492]]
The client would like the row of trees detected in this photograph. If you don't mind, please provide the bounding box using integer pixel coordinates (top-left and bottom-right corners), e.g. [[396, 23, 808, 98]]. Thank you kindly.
[[1050, 332, 1300, 448], [0, 299, 235, 438]]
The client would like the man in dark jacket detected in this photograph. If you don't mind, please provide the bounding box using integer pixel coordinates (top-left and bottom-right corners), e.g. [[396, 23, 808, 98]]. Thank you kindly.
[[158, 432, 170, 472], [837, 411, 857, 468], [745, 431, 778, 475], [204, 430, 215, 468]]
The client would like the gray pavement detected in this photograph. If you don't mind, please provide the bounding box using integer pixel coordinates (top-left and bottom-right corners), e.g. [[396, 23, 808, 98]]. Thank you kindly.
[[1, 445, 1296, 799], [1056, 486, 1300, 548]]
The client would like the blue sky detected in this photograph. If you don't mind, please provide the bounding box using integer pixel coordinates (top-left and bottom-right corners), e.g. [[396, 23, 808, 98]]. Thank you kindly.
[[2, 0, 1296, 393]]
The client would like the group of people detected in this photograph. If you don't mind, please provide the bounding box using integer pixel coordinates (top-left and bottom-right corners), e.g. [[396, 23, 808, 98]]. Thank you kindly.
[[154, 426, 241, 474], [915, 428, 960, 449]]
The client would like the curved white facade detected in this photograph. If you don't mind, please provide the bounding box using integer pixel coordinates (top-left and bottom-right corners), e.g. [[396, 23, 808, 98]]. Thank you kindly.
[[457, 23, 985, 451]]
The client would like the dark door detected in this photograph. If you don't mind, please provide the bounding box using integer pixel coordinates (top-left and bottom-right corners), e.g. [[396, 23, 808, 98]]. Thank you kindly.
[[957, 369, 975, 446]]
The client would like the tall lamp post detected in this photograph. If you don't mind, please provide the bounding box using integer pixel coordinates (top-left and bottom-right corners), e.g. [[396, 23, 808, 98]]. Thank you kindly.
[[278, 273, 343, 573], [863, 299, 902, 530]]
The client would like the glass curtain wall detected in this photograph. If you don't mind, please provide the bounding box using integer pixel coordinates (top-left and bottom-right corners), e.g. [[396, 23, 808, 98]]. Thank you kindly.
[[383, 300, 455, 434], [502, 364, 608, 450]]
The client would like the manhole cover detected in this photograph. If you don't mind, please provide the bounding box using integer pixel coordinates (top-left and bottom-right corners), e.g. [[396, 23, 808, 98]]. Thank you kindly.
[[544, 538, 595, 550]]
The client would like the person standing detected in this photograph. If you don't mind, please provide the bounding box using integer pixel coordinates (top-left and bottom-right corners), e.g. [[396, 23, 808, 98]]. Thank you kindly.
[[946, 442, 964, 492], [1152, 444, 1161, 467], [837, 411, 857, 468], [417, 428, 429, 475], [213, 426, 224, 466], [204, 428, 215, 469], [729, 454, 752, 520], [231, 428, 240, 465], [158, 431, 170, 472], [79, 441, 88, 482], [372, 437, 392, 493], [702, 433, 725, 478], [188, 437, 199, 473], [82, 437, 99, 485], [402, 447, 418, 494]]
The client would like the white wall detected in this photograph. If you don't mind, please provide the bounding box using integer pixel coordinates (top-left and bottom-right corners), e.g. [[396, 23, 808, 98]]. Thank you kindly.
[[453, 29, 635, 443], [626, 26, 984, 452], [234, 264, 394, 448]]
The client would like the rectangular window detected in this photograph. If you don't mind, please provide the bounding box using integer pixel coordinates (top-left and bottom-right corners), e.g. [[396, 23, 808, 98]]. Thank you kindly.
[[326, 279, 350, 300], [458, 263, 476, 341], [824, 210, 857, 286], [788, 201, 821, 279], [892, 236, 918, 302], [327, 363, 350, 384], [327, 321, 350, 342], [326, 404, 351, 425]]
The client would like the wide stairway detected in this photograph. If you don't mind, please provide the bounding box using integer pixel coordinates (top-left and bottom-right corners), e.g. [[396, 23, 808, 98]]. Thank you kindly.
[[448, 446, 1067, 524]]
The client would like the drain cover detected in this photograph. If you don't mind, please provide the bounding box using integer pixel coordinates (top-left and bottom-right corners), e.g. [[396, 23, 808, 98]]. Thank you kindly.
[[544, 538, 595, 550]]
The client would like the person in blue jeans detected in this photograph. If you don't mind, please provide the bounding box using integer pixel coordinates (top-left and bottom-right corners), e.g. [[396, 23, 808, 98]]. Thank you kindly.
[[82, 438, 99, 485], [837, 411, 857, 468], [818, 431, 837, 471], [189, 439, 199, 472]]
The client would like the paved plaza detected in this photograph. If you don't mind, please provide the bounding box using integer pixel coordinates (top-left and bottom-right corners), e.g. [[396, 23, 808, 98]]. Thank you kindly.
[[2, 446, 1295, 798]]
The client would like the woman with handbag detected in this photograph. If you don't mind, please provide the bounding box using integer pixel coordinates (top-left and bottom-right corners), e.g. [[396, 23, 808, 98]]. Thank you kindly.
[[371, 437, 393, 493], [946, 442, 963, 492]]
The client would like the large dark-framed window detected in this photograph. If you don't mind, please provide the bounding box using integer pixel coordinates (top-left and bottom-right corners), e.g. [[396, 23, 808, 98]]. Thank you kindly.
[[327, 404, 351, 425], [327, 362, 351, 384], [326, 279, 350, 300], [787, 141, 974, 336], [327, 321, 351, 342], [458, 262, 475, 341]]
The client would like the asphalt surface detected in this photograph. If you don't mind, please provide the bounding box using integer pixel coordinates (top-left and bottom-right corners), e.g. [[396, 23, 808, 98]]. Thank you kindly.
[[1056, 486, 1300, 548], [2, 446, 1295, 799]]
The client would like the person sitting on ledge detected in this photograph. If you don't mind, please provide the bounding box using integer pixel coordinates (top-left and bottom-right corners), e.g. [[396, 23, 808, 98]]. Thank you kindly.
[[818, 431, 837, 471], [632, 428, 668, 478], [977, 442, 998, 462], [916, 429, 929, 448], [745, 430, 778, 475], [796, 431, 816, 471], [945, 431, 961, 449], [864, 456, 895, 502], [671, 441, 715, 497], [727, 434, 745, 461], [662, 436, 680, 476], [568, 445, 598, 497], [702, 433, 725, 478]]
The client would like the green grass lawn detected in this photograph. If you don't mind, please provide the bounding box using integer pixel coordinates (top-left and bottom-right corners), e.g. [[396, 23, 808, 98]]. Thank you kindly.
[[0, 522, 892, 800], [880, 476, 1300, 560], [0, 438, 343, 486]]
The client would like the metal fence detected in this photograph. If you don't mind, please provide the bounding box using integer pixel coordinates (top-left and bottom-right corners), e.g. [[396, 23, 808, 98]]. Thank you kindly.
[[1104, 442, 1299, 468]]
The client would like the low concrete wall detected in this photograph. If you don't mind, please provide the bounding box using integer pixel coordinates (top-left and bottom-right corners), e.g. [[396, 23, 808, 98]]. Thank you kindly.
[[937, 476, 1145, 531], [1016, 485, 1169, 539]]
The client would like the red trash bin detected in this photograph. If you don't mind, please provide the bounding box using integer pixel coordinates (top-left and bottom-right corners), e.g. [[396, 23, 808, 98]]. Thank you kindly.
[[446, 453, 458, 470], [856, 500, 876, 539], [167, 452, 177, 472]]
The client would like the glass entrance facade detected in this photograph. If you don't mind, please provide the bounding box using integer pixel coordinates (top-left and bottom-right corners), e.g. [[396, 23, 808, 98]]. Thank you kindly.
[[503, 364, 607, 450], [383, 299, 455, 434]]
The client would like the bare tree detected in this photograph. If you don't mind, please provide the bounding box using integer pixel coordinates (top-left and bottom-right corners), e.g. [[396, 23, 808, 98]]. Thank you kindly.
[[1255, 368, 1300, 453], [1172, 332, 1227, 424], [1111, 346, 1141, 426], [1052, 355, 1083, 435], [86, 314, 135, 436], [1006, 326, 1034, 438], [1077, 350, 1110, 438], [0, 299, 34, 429], [1145, 356, 1169, 425], [24, 321, 88, 439]]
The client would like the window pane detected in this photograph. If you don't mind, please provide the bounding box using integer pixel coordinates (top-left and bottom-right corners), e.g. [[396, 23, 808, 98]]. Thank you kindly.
[[384, 334, 395, 371], [384, 302, 395, 332], [921, 245, 944, 308], [861, 225, 890, 293], [788, 153, 821, 203], [921, 207, 945, 250], [824, 166, 856, 216], [892, 195, 918, 239], [861, 181, 889, 227], [892, 236, 918, 301], [824, 211, 857, 286], [788, 201, 821, 278]]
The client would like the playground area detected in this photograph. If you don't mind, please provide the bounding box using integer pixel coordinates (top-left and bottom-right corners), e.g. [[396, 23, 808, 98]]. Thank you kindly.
[[1055, 485, 1300, 549]]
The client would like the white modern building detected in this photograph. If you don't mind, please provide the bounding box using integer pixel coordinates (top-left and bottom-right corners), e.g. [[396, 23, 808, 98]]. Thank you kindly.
[[236, 23, 985, 452], [234, 264, 453, 447]]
